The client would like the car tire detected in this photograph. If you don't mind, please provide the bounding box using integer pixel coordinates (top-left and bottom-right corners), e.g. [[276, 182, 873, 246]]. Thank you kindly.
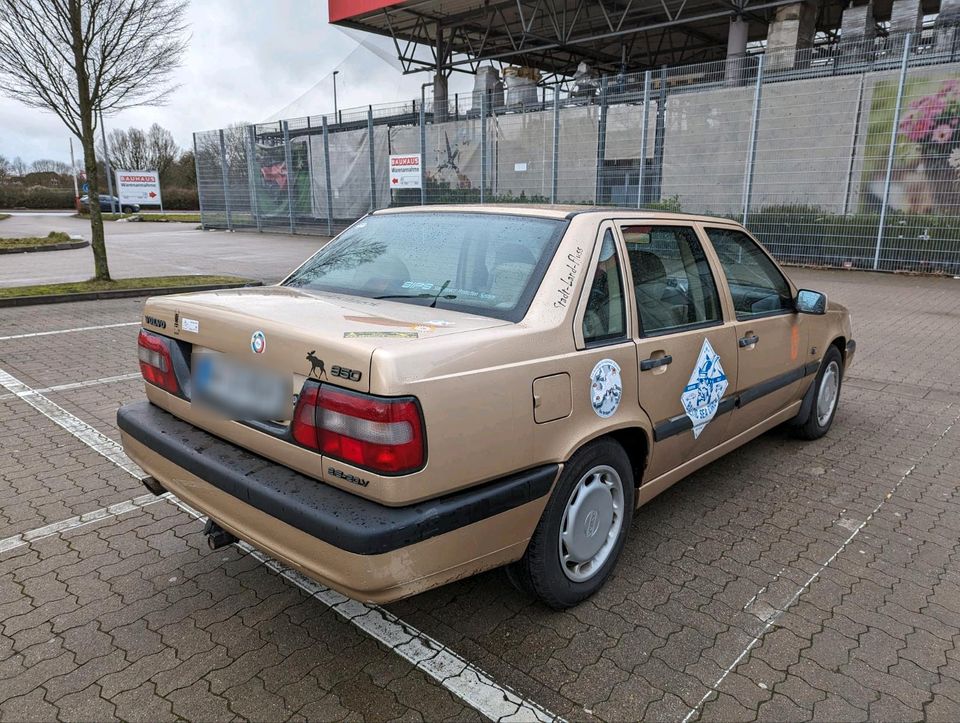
[[792, 344, 843, 440], [122, 206, 134, 214], [508, 438, 634, 609]]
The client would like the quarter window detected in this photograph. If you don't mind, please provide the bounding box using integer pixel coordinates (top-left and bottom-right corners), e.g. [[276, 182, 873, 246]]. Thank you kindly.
[[705, 228, 794, 319], [582, 229, 627, 344], [622, 225, 721, 336]]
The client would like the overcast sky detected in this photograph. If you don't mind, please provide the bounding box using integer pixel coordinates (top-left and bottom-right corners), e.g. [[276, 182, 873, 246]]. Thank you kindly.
[[0, 0, 472, 165]]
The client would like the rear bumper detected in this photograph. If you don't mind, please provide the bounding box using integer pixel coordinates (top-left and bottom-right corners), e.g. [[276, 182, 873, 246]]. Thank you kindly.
[[117, 401, 557, 602]]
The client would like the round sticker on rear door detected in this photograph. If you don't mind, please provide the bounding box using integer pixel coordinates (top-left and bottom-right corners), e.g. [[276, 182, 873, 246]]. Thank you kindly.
[[590, 359, 622, 418]]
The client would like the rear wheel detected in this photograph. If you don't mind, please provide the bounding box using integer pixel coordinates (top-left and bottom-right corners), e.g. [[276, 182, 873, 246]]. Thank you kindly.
[[122, 205, 135, 214], [507, 438, 634, 609], [792, 345, 843, 440]]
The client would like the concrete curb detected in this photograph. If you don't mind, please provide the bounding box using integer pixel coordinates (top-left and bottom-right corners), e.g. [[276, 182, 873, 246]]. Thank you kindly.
[[0, 240, 89, 255], [0, 280, 263, 308]]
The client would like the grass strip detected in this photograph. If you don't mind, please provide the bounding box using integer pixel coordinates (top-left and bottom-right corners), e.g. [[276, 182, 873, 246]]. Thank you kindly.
[[0, 274, 255, 299], [0, 231, 72, 249]]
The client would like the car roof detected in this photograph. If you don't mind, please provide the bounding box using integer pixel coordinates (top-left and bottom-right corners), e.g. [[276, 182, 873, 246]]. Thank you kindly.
[[371, 204, 743, 226]]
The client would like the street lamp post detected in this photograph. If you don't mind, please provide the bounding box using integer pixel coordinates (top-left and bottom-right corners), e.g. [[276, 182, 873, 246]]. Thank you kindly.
[[333, 70, 339, 124]]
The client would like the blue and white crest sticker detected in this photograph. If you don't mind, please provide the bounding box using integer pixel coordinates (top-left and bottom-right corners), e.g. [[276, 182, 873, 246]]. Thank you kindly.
[[681, 339, 728, 438], [590, 359, 622, 418]]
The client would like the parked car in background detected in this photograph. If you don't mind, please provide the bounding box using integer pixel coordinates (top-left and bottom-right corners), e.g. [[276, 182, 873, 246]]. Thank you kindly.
[[118, 205, 854, 608], [80, 194, 140, 214]]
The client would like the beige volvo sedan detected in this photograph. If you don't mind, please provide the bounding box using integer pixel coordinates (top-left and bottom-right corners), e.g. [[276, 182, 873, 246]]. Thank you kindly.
[[119, 205, 854, 608]]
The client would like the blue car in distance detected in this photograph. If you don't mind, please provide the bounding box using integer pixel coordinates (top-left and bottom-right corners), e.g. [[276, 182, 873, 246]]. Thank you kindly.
[[80, 195, 141, 214]]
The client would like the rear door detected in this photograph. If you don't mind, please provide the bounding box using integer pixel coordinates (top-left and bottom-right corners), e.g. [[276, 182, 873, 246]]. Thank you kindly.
[[619, 220, 740, 482], [702, 225, 807, 435]]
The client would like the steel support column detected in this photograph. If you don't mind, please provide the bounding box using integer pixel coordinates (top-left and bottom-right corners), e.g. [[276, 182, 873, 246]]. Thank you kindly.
[[322, 116, 334, 236], [368, 106, 377, 211], [741, 56, 764, 225], [551, 83, 560, 204], [218, 129, 233, 231], [874, 33, 913, 271], [638, 70, 652, 208], [595, 76, 609, 205], [282, 121, 296, 233]]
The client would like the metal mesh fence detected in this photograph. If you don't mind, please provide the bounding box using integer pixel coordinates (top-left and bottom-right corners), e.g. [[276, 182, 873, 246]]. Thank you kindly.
[[194, 28, 960, 274]]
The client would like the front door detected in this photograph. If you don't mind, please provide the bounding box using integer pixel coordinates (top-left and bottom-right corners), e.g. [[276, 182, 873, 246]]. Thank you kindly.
[[618, 221, 740, 482], [703, 225, 808, 435]]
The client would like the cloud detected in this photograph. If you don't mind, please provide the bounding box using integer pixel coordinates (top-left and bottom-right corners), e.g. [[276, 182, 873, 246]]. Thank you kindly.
[[0, 0, 473, 165]]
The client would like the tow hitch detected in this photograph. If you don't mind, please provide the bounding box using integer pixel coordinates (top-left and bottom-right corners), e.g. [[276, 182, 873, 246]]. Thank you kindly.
[[203, 519, 237, 550]]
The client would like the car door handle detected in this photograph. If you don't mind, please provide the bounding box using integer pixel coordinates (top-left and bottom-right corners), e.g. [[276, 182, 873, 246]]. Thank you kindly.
[[738, 334, 760, 348], [640, 354, 672, 371]]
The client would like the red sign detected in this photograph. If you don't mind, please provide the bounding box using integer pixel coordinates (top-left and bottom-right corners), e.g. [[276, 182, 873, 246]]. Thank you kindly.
[[328, 0, 405, 23]]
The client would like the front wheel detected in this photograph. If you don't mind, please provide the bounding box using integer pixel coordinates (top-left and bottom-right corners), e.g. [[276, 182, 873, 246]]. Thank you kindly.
[[507, 438, 634, 609], [792, 345, 843, 440]]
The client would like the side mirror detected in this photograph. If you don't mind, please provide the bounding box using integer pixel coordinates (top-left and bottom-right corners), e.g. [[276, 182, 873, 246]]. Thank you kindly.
[[796, 289, 827, 315]]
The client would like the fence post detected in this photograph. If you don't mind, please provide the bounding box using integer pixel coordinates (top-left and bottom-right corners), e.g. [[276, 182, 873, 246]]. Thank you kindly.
[[322, 116, 334, 236], [419, 97, 427, 205], [741, 55, 764, 226], [480, 90, 487, 204], [873, 33, 912, 271], [638, 70, 652, 208], [245, 125, 262, 232], [595, 76, 608, 204], [367, 106, 377, 211], [653, 66, 667, 201], [550, 83, 560, 203], [282, 121, 296, 233], [192, 133, 205, 229], [218, 129, 233, 231]]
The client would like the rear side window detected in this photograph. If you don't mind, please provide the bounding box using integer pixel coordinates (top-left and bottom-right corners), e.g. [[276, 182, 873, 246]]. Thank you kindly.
[[705, 228, 794, 319], [582, 229, 627, 344], [622, 225, 721, 336], [283, 212, 565, 322]]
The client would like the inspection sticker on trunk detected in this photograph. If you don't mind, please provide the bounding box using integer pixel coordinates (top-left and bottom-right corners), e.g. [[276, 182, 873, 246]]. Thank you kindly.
[[681, 339, 728, 438]]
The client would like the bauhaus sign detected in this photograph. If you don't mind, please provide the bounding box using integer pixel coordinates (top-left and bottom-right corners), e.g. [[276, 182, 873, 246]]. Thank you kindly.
[[389, 154, 421, 189], [116, 170, 162, 206]]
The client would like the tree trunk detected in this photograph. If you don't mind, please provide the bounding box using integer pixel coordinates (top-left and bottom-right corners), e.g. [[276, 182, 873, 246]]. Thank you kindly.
[[80, 121, 111, 282], [69, 0, 110, 282]]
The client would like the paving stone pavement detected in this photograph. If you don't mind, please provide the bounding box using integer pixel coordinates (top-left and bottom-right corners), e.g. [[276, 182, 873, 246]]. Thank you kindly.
[[0, 267, 959, 721]]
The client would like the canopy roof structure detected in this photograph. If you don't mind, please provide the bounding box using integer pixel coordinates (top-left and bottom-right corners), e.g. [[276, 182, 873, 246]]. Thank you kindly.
[[328, 0, 945, 78]]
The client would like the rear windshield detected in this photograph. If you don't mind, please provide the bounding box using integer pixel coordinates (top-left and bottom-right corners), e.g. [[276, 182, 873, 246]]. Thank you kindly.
[[282, 212, 566, 321]]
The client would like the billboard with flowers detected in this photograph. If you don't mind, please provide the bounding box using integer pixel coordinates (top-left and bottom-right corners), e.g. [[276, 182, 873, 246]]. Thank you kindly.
[[861, 75, 960, 215]]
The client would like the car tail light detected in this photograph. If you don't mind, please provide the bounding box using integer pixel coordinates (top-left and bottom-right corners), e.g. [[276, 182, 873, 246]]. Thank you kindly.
[[292, 384, 425, 475], [138, 329, 179, 393]]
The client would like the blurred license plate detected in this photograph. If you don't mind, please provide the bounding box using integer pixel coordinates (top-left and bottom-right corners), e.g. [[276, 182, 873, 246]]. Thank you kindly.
[[193, 352, 292, 421]]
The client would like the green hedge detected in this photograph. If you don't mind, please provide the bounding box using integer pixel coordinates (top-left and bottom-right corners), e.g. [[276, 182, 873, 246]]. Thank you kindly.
[[0, 184, 198, 210], [0, 185, 75, 209], [747, 204, 960, 273]]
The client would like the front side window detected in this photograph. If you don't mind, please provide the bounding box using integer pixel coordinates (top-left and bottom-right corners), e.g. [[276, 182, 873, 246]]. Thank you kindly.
[[706, 228, 794, 319], [283, 212, 565, 321], [622, 224, 721, 336], [582, 229, 627, 344]]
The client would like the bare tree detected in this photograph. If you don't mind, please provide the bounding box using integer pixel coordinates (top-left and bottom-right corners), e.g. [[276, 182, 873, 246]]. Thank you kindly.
[[147, 123, 179, 181], [0, 155, 10, 184], [31, 158, 73, 174], [101, 127, 150, 170], [10, 156, 27, 178], [0, 0, 188, 281]]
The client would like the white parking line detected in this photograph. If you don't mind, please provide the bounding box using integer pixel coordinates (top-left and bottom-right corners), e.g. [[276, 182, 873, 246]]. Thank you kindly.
[[0, 372, 142, 401], [0, 321, 139, 341], [0, 492, 170, 554], [0, 365, 561, 723], [681, 405, 960, 723]]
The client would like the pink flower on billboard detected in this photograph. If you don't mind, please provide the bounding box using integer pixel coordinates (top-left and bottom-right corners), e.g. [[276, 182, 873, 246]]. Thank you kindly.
[[931, 124, 955, 144]]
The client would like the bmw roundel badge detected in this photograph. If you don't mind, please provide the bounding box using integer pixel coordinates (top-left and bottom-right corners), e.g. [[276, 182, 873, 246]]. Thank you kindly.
[[250, 330, 266, 354]]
